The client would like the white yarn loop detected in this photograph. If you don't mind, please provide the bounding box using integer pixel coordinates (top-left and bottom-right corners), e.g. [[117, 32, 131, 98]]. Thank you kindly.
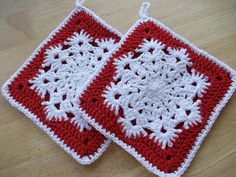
[[139, 2, 151, 19], [76, 0, 85, 7]]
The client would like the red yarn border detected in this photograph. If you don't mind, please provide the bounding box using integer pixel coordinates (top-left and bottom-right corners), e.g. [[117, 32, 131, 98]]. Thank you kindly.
[[79, 21, 232, 172], [7, 10, 120, 158]]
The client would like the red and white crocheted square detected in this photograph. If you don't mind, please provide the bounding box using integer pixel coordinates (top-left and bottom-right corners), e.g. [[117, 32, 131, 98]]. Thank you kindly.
[[78, 18, 236, 175], [2, 6, 121, 164]]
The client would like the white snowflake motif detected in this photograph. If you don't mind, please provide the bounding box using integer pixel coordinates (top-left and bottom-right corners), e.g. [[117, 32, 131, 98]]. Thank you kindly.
[[30, 30, 116, 131], [103, 39, 210, 149]]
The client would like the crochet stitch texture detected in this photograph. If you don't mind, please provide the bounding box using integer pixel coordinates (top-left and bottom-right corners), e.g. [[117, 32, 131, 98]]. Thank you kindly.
[[2, 5, 121, 164], [30, 30, 116, 131], [103, 39, 211, 149], [78, 17, 236, 177]]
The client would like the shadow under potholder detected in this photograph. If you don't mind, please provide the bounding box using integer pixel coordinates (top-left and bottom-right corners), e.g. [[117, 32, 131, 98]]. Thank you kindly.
[[78, 2, 236, 176], [1, 0, 122, 164]]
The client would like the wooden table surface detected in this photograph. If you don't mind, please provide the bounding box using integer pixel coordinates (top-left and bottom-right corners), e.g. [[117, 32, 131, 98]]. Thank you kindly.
[[0, 0, 236, 177]]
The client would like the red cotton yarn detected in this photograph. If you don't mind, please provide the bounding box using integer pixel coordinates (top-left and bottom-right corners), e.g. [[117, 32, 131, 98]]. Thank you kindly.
[[78, 2, 236, 176], [2, 3, 121, 164]]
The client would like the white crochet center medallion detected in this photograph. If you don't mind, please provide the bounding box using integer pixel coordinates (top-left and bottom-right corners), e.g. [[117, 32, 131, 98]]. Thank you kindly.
[[103, 39, 210, 149], [30, 31, 116, 131]]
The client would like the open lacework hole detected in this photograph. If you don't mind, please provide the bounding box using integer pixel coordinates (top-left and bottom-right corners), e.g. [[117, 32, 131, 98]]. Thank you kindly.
[[18, 84, 24, 90], [193, 95, 199, 102], [148, 48, 154, 54], [89, 41, 99, 47], [54, 103, 60, 110], [144, 28, 150, 34], [43, 79, 49, 84], [117, 107, 124, 117], [186, 110, 191, 116], [97, 56, 102, 61], [161, 127, 167, 133], [43, 65, 51, 72], [91, 98, 98, 103], [83, 138, 89, 145], [62, 44, 70, 50], [114, 94, 121, 99], [62, 60, 67, 64], [131, 119, 137, 126], [77, 19, 81, 25], [62, 94, 67, 100], [124, 64, 131, 70], [143, 128, 153, 134], [131, 52, 142, 59], [54, 54, 59, 59], [175, 122, 184, 129], [166, 155, 172, 160], [28, 82, 33, 87], [215, 75, 222, 81], [103, 48, 108, 53], [66, 112, 75, 119]]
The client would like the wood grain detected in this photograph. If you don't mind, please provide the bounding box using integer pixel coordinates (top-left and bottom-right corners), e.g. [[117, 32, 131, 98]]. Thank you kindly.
[[0, 0, 235, 177]]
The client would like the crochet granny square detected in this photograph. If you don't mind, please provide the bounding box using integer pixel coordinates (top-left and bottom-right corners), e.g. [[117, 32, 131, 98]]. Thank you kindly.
[[2, 5, 121, 164], [78, 18, 236, 175]]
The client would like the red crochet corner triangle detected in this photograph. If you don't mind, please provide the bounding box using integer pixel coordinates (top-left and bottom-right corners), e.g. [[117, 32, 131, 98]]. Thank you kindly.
[[2, 6, 121, 164], [78, 18, 236, 176]]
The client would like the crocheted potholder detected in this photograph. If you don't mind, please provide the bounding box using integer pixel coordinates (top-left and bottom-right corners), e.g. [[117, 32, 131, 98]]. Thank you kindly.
[[1, 1, 121, 164], [78, 2, 236, 176]]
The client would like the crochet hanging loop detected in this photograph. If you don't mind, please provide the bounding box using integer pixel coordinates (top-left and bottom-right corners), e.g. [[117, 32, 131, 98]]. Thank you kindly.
[[139, 1, 151, 19], [76, 0, 85, 7]]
